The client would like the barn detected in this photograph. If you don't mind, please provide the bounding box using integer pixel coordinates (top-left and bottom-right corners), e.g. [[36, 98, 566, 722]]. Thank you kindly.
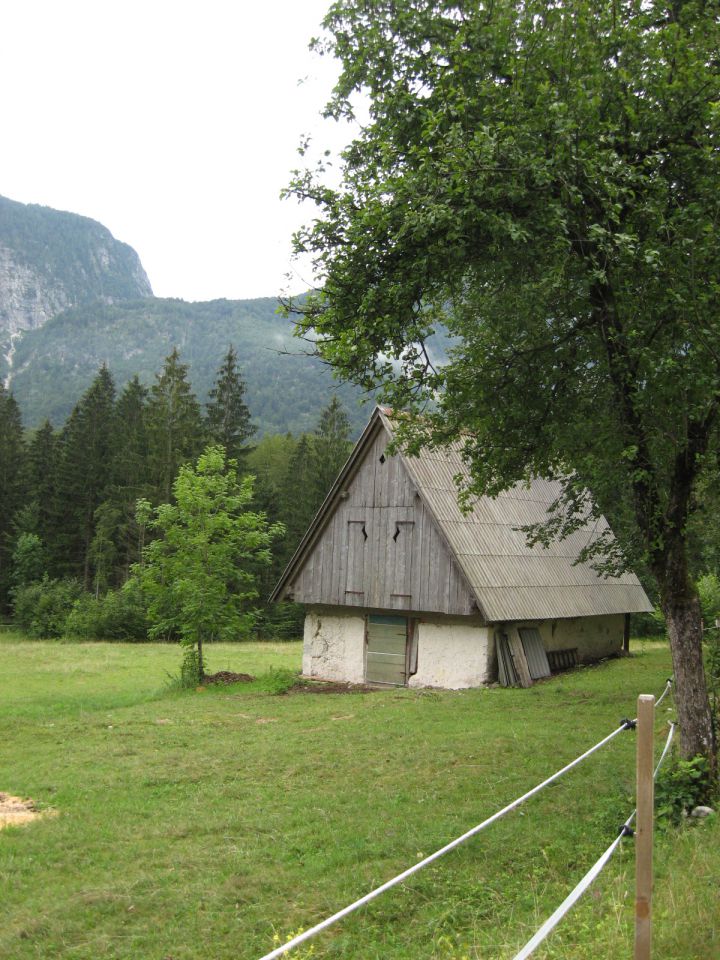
[[271, 407, 652, 689]]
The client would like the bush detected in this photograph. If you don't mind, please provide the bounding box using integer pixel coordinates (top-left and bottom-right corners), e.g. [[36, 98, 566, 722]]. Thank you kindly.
[[12, 577, 83, 638], [257, 668, 302, 695], [10, 533, 46, 588], [65, 582, 149, 642], [655, 753, 714, 826]]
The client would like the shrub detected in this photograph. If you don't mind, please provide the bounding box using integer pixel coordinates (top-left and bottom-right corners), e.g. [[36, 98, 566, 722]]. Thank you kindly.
[[12, 577, 83, 638], [655, 753, 714, 826], [65, 581, 149, 642], [257, 667, 301, 695]]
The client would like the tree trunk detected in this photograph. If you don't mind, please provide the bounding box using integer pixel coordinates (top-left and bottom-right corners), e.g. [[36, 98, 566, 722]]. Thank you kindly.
[[197, 635, 205, 682], [661, 591, 716, 776]]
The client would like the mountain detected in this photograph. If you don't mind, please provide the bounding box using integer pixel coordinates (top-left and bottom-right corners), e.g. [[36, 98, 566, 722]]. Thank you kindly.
[[7, 296, 373, 435], [0, 194, 449, 435], [0, 194, 152, 382]]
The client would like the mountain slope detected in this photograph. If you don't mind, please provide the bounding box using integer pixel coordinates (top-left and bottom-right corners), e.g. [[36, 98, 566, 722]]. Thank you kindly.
[[9, 296, 372, 435], [0, 194, 152, 379]]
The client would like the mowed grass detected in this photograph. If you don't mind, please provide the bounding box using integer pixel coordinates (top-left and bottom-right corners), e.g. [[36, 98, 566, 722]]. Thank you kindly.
[[0, 635, 717, 960]]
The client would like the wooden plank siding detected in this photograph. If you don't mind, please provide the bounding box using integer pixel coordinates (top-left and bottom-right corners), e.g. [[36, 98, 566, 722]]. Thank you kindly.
[[288, 430, 477, 616]]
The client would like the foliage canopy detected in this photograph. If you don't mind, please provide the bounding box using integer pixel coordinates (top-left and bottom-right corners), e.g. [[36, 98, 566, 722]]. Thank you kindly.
[[288, 0, 720, 764]]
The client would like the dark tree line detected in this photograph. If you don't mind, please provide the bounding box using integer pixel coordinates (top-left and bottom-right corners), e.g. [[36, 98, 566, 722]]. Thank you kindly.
[[0, 347, 353, 634]]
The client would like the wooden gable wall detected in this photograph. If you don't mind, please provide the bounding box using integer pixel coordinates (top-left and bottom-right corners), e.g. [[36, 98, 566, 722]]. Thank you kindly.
[[287, 426, 477, 616]]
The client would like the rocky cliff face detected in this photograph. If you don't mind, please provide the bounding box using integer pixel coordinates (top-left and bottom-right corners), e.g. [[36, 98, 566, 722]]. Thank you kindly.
[[0, 194, 152, 384]]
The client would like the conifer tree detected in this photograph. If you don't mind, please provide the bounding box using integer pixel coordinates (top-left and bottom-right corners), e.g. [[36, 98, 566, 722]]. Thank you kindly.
[[147, 348, 204, 503], [279, 435, 318, 557], [0, 386, 26, 610], [309, 396, 352, 508], [113, 376, 150, 496], [26, 420, 59, 567], [89, 502, 121, 596], [54, 366, 117, 586], [112, 376, 152, 580], [206, 345, 255, 465]]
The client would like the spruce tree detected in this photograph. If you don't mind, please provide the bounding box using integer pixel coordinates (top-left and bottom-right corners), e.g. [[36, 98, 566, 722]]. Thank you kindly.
[[279, 435, 318, 556], [206, 345, 255, 465], [0, 386, 26, 610], [89, 502, 121, 596], [309, 396, 352, 508], [54, 366, 117, 586], [113, 376, 150, 497], [112, 376, 152, 581], [26, 421, 59, 567], [147, 348, 204, 504]]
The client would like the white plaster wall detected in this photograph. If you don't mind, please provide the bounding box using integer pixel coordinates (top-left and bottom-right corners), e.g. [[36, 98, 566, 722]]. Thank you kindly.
[[535, 614, 625, 662], [409, 621, 493, 689], [302, 608, 366, 684]]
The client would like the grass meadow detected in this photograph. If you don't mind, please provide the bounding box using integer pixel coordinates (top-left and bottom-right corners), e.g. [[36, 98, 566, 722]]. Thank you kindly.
[[0, 634, 717, 960]]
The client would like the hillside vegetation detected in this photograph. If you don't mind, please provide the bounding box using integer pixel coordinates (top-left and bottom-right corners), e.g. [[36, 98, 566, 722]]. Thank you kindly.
[[8, 296, 371, 436]]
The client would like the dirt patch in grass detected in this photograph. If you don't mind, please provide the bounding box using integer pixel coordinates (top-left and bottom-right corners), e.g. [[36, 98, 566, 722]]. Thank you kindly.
[[0, 793, 56, 829], [289, 680, 377, 694], [202, 671, 255, 685]]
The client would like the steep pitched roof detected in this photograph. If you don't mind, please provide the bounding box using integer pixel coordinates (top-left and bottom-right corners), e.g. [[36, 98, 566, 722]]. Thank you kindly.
[[272, 407, 652, 620]]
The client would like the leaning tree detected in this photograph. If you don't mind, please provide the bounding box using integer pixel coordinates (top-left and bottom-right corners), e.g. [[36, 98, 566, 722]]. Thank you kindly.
[[287, 0, 720, 769]]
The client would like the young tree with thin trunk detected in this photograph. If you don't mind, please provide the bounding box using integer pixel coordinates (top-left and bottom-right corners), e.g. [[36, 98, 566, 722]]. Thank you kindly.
[[132, 446, 284, 684], [287, 0, 719, 771]]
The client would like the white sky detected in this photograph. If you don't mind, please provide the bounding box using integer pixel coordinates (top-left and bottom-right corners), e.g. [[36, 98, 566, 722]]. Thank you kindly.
[[0, 0, 355, 302]]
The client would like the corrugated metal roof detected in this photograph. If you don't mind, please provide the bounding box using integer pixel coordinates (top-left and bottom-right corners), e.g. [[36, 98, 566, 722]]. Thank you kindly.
[[381, 410, 653, 622]]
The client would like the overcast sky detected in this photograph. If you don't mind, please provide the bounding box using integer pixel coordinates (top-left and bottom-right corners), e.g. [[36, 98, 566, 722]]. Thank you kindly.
[[0, 0, 354, 302]]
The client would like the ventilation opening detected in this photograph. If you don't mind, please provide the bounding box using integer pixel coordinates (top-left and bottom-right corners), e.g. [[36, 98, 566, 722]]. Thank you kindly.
[[547, 648, 579, 672], [379, 453, 386, 464], [361, 523, 368, 541], [393, 525, 400, 542]]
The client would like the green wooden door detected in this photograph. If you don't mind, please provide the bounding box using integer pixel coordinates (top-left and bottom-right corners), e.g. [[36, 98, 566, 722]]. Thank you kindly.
[[366, 615, 408, 686]]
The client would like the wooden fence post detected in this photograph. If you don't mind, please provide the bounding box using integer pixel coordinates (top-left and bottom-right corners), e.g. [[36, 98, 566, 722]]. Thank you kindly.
[[635, 694, 655, 960]]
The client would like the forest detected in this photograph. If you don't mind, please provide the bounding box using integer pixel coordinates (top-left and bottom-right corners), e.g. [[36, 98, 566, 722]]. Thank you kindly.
[[0, 345, 354, 645]]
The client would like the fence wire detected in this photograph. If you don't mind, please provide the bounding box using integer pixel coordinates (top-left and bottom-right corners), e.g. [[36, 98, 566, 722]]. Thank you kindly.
[[256, 711, 660, 959], [511, 720, 676, 960], [256, 680, 674, 960]]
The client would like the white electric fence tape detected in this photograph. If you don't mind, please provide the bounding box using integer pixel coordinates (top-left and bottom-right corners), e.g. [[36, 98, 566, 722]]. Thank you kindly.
[[257, 680, 674, 960], [511, 721, 676, 960], [257, 720, 634, 960], [655, 678, 673, 708]]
